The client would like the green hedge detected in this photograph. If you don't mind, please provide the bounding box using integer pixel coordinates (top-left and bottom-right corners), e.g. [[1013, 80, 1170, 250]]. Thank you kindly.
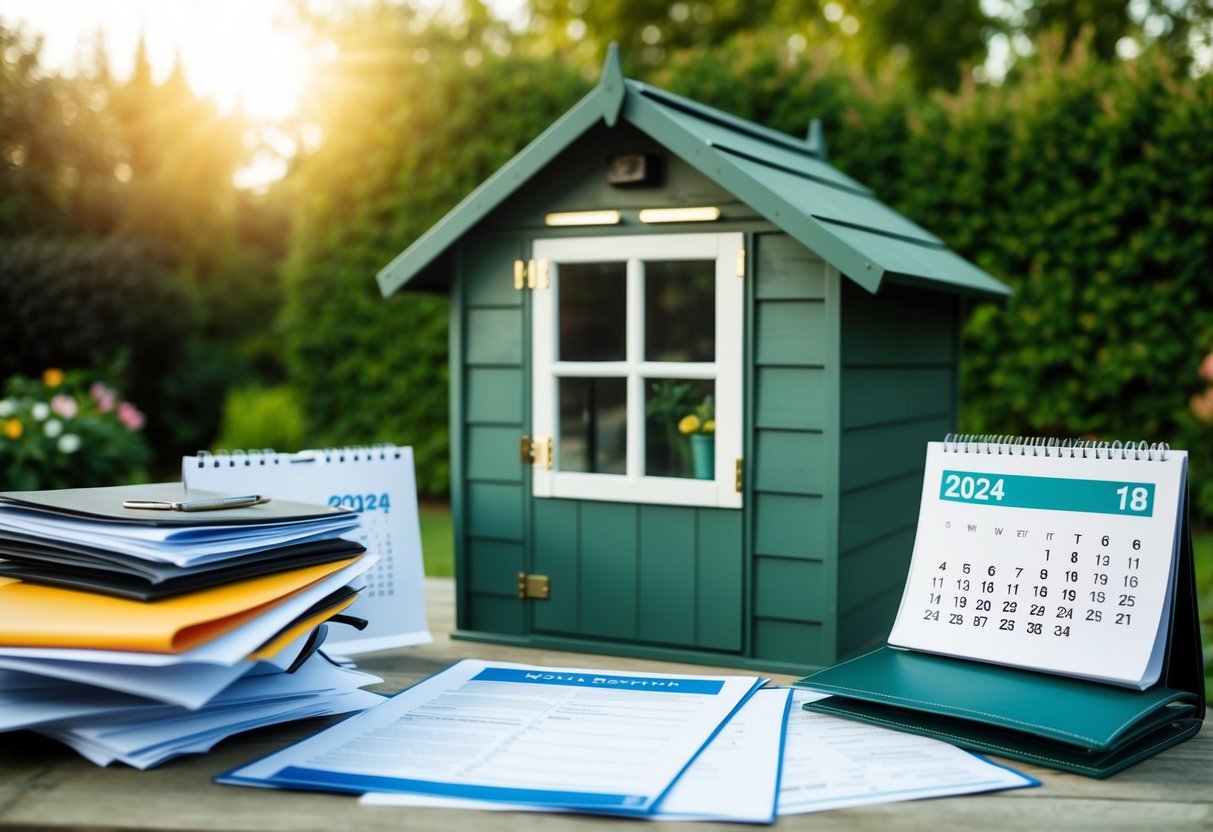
[[280, 24, 589, 496], [0, 237, 200, 455], [660, 35, 1213, 518]]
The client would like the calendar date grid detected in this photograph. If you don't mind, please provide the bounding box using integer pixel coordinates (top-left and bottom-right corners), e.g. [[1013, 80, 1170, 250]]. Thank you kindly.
[[920, 516, 1151, 641]]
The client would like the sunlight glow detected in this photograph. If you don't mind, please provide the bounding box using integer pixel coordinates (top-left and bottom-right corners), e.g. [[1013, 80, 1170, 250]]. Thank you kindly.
[[180, 25, 314, 122]]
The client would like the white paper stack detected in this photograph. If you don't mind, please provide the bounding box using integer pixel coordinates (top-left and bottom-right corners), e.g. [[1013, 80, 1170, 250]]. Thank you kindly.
[[0, 483, 388, 768]]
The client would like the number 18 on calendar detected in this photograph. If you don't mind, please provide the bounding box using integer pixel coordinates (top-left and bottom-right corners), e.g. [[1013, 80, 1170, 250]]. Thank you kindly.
[[889, 440, 1188, 690]]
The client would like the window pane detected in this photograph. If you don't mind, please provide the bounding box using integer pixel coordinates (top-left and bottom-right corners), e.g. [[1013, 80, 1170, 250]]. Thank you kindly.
[[644, 260, 715, 363], [559, 262, 626, 361], [559, 377, 627, 474], [644, 378, 714, 479]]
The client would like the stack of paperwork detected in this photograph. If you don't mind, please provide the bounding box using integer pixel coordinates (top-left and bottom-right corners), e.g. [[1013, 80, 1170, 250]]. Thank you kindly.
[[0, 483, 387, 768]]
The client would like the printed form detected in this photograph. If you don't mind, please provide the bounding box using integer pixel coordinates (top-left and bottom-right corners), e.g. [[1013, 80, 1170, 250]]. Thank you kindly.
[[362, 687, 793, 823], [218, 659, 764, 814], [779, 689, 1036, 813]]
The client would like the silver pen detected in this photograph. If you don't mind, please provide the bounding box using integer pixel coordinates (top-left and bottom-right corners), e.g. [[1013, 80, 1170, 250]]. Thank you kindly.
[[122, 495, 269, 512]]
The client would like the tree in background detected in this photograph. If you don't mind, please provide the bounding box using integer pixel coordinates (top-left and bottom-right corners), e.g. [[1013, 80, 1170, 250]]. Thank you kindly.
[[0, 19, 285, 470], [276, 2, 588, 495]]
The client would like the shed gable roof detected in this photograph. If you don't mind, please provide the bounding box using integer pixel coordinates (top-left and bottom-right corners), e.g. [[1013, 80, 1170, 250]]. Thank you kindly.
[[377, 47, 1009, 300]]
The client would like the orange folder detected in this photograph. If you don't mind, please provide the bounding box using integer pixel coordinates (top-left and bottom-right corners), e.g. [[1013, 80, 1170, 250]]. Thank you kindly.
[[0, 557, 361, 653]]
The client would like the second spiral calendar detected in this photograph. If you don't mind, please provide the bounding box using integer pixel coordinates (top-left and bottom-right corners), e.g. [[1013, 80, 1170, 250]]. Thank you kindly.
[[887, 438, 1189, 690]]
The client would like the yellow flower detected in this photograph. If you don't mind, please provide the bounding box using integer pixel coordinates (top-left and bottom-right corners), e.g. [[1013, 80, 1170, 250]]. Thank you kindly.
[[3, 418, 22, 440], [42, 368, 65, 388], [702, 419, 715, 434], [678, 414, 701, 435]]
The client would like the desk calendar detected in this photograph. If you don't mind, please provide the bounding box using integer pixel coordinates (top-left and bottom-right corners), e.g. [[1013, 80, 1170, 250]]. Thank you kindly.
[[887, 438, 1187, 689], [183, 446, 431, 654], [797, 436, 1205, 778]]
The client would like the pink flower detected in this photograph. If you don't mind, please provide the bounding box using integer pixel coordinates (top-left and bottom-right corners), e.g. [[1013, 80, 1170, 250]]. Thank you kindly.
[[1201, 352, 1213, 383], [117, 401, 145, 431], [50, 394, 78, 419], [1191, 388, 1213, 424], [90, 381, 116, 413]]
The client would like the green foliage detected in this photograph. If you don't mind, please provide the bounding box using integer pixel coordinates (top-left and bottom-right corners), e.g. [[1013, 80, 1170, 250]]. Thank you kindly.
[[1, 19, 290, 472], [280, 10, 588, 496], [1195, 530, 1213, 703], [0, 236, 197, 460], [0, 369, 150, 490], [211, 385, 307, 454], [0, 26, 126, 239], [659, 33, 1213, 519], [419, 501, 455, 578]]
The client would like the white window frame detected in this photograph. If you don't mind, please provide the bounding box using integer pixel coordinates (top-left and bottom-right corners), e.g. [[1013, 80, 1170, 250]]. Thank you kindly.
[[531, 232, 743, 509]]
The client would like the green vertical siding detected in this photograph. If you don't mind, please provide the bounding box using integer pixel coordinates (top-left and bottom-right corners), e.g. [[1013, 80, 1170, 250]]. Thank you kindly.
[[530, 499, 743, 653], [458, 233, 527, 635], [748, 233, 837, 668], [579, 502, 640, 639], [696, 510, 743, 651], [638, 506, 697, 646], [836, 280, 960, 657], [531, 499, 580, 633]]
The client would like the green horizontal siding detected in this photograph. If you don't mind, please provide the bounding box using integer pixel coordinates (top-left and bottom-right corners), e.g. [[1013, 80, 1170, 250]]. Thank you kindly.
[[753, 493, 827, 558], [750, 233, 838, 668], [753, 430, 826, 495], [754, 234, 827, 301], [466, 539, 525, 595], [840, 367, 955, 430], [754, 301, 828, 366], [466, 593, 526, 635], [840, 282, 957, 365], [467, 425, 523, 482], [837, 528, 916, 616], [840, 416, 953, 491], [466, 368, 523, 424], [753, 557, 827, 622], [838, 472, 922, 554], [754, 367, 829, 430], [835, 277, 959, 661], [752, 618, 826, 666], [466, 308, 524, 365]]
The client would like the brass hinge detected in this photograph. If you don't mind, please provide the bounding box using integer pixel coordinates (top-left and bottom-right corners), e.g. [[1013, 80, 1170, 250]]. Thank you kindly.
[[516, 572, 551, 600], [519, 436, 553, 469], [736, 248, 746, 278], [734, 458, 744, 492], [513, 259, 550, 291]]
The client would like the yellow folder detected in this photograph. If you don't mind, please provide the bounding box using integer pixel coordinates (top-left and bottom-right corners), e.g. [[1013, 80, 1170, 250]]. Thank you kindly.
[[0, 557, 361, 653]]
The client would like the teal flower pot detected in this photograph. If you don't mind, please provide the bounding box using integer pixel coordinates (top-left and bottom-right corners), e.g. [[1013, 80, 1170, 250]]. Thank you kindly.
[[690, 433, 715, 480]]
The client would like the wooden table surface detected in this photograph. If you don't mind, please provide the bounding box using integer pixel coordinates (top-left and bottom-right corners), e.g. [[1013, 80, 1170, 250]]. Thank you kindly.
[[1, 578, 1209, 831]]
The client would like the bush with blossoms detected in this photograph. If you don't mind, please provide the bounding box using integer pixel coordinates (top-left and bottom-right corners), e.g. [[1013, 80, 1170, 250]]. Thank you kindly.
[[0, 369, 150, 490]]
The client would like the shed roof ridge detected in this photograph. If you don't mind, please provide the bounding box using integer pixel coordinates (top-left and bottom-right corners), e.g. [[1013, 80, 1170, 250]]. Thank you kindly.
[[708, 141, 871, 198], [628, 80, 821, 160]]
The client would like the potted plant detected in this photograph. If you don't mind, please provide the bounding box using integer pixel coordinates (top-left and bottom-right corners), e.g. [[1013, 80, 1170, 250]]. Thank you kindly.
[[678, 396, 715, 480]]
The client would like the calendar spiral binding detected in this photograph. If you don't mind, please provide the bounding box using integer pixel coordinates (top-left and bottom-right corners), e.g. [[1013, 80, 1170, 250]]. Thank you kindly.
[[191, 444, 403, 468], [942, 433, 1169, 461]]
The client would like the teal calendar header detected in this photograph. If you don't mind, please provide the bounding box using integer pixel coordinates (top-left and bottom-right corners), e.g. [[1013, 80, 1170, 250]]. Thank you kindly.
[[938, 470, 1155, 517]]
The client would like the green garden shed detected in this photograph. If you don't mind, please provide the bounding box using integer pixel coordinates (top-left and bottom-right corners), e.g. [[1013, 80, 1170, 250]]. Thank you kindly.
[[377, 48, 1010, 674]]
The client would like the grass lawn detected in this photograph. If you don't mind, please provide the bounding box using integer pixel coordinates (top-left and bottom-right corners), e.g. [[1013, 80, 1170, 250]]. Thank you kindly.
[[419, 501, 454, 578], [418, 500, 1213, 698]]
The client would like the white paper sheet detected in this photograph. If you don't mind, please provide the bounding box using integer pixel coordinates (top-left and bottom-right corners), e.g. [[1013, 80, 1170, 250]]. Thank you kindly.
[[218, 659, 764, 815], [359, 686, 792, 824], [777, 689, 1036, 814], [36, 658, 385, 769]]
